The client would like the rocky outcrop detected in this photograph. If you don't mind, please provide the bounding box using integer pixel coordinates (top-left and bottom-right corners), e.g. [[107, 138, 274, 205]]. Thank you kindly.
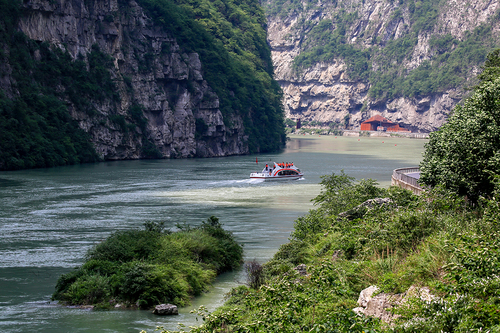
[[153, 303, 179, 315], [338, 198, 395, 220], [16, 0, 248, 159], [353, 285, 436, 324], [266, 0, 500, 132]]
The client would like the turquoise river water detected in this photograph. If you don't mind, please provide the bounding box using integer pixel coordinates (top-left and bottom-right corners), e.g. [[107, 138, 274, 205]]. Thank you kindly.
[[0, 135, 427, 332]]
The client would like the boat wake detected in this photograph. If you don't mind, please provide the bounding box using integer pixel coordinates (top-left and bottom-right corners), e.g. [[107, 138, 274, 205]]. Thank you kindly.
[[207, 178, 265, 186]]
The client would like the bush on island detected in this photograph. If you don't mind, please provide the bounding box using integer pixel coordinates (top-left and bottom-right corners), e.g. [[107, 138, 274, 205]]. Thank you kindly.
[[52, 216, 243, 309]]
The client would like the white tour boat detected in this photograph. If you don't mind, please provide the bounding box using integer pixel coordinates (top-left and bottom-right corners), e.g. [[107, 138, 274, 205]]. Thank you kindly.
[[250, 162, 303, 180]]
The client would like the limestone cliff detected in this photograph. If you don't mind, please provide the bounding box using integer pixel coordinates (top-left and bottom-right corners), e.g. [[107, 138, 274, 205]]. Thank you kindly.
[[265, 0, 500, 132], [17, 0, 249, 159]]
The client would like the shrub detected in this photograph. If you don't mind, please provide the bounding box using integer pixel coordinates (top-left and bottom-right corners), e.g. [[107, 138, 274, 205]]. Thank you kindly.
[[64, 274, 111, 305], [388, 210, 440, 251], [53, 217, 242, 309], [86, 230, 162, 262], [245, 260, 265, 289], [420, 76, 500, 202], [120, 262, 191, 308]]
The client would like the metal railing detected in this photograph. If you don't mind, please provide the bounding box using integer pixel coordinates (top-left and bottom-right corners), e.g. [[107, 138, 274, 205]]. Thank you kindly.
[[392, 167, 423, 194]]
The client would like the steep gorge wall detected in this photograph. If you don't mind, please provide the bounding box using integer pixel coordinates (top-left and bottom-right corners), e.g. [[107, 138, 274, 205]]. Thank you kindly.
[[15, 0, 247, 160], [266, 0, 500, 132]]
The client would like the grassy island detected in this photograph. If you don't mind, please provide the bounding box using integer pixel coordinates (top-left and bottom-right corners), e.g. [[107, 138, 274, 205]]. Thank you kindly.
[[53, 216, 243, 309]]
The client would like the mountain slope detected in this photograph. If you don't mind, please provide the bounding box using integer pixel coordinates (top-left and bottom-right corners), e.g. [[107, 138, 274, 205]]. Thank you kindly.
[[265, 0, 500, 132], [0, 0, 285, 170]]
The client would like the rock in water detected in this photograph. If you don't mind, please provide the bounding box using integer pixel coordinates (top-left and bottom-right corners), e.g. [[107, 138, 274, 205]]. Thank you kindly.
[[153, 304, 179, 316]]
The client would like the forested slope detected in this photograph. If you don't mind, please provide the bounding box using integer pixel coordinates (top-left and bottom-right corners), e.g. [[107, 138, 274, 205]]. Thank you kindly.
[[0, 0, 285, 170]]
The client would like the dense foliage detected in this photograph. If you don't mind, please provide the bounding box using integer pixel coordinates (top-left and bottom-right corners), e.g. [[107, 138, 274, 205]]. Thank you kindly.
[[159, 175, 500, 332], [420, 50, 500, 202], [0, 0, 286, 170], [265, 0, 499, 100], [137, 0, 286, 153], [53, 217, 243, 309], [0, 0, 100, 170]]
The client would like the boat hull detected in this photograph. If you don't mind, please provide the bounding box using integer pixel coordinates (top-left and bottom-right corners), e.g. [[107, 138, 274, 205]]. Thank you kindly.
[[250, 173, 303, 181], [250, 162, 303, 181]]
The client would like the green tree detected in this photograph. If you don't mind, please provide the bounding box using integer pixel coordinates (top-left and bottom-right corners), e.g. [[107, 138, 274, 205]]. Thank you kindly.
[[420, 53, 500, 201], [477, 48, 500, 85]]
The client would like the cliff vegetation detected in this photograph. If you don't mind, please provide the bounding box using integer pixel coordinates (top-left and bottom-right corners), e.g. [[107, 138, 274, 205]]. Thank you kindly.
[[0, 0, 100, 169], [0, 0, 285, 170], [53, 217, 243, 309], [265, 0, 500, 132]]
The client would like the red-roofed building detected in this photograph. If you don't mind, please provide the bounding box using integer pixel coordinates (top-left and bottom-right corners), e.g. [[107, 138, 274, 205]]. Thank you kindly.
[[360, 115, 410, 132]]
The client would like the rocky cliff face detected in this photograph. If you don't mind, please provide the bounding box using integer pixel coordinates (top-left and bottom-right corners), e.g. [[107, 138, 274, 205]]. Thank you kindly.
[[266, 0, 500, 132], [18, 0, 248, 159]]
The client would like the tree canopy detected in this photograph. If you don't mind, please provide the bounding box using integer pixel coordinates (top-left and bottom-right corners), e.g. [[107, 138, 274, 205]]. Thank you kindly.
[[420, 49, 500, 201]]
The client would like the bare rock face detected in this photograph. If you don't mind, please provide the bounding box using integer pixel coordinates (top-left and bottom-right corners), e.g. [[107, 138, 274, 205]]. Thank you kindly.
[[266, 0, 500, 132], [16, 0, 248, 159]]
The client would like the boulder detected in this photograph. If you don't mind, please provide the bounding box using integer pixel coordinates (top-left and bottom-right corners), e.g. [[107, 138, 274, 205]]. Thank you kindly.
[[353, 285, 436, 324], [294, 264, 308, 276], [357, 285, 379, 308], [153, 304, 179, 316], [364, 292, 402, 323], [338, 198, 395, 220], [353, 285, 401, 323]]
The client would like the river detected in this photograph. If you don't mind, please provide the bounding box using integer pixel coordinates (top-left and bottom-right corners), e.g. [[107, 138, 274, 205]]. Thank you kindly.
[[0, 135, 426, 332]]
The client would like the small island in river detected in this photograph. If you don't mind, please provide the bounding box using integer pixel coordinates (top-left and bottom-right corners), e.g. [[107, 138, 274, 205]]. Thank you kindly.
[[52, 216, 243, 310]]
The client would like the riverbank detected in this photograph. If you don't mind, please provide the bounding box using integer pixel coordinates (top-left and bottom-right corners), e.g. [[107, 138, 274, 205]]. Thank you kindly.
[[0, 135, 426, 332], [288, 128, 430, 139], [164, 173, 500, 332]]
